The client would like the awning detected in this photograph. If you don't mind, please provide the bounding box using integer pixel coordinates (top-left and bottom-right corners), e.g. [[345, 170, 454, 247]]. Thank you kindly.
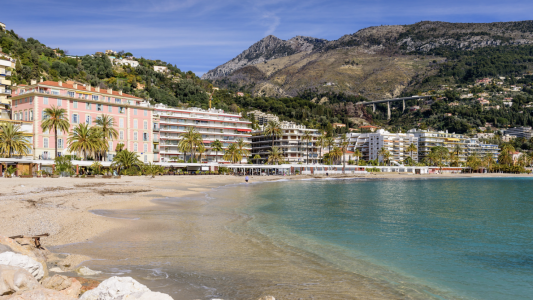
[[237, 129, 252, 132], [77, 91, 93, 95], [446, 138, 460, 142]]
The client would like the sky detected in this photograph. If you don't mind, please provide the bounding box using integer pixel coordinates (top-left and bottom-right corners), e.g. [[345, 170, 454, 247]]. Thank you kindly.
[[2, 0, 533, 76]]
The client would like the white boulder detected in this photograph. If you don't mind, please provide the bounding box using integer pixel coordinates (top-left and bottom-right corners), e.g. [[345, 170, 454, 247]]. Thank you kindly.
[[80, 276, 150, 300], [0, 264, 40, 296], [0, 252, 44, 281], [113, 291, 174, 300], [76, 266, 102, 276]]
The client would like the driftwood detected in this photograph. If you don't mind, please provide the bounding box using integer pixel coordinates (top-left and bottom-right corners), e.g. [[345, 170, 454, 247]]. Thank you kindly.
[[9, 233, 49, 249]]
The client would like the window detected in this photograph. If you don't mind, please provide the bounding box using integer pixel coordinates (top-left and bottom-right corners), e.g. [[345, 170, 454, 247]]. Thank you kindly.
[[42, 111, 47, 120], [92, 95, 99, 100], [86, 103, 91, 110], [73, 101, 78, 108], [57, 138, 63, 149], [134, 108, 137, 115], [119, 131, 124, 140], [108, 141, 113, 151], [86, 115, 91, 125], [43, 138, 49, 148], [144, 155, 147, 163], [43, 97, 48, 105], [68, 91, 75, 97], [30, 97, 33, 104], [119, 118, 124, 128], [108, 105, 112, 113], [58, 99, 63, 106], [143, 143, 148, 153], [143, 120, 148, 130], [97, 104, 103, 111], [134, 143, 138, 152], [133, 132, 138, 141], [24, 111, 27, 121], [107, 97, 111, 102], [144, 110, 148, 116], [30, 110, 33, 121], [143, 133, 148, 141], [51, 89, 60, 95], [115, 98, 121, 103], [72, 114, 78, 124], [119, 107, 125, 114], [133, 120, 138, 129]]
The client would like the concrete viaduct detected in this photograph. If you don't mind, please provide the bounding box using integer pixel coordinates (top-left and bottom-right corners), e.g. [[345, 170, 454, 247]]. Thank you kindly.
[[357, 96, 431, 120]]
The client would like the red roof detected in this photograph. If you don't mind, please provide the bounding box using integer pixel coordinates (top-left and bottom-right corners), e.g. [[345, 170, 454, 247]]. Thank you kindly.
[[35, 81, 143, 100], [359, 125, 378, 128]]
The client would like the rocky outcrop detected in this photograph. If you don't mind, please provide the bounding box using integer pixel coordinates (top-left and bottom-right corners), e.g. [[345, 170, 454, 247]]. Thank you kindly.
[[0, 252, 44, 281], [0, 236, 49, 279], [79, 277, 150, 300], [41, 275, 81, 298], [202, 35, 327, 79], [0, 265, 39, 296], [112, 291, 174, 300], [75, 266, 102, 276], [4, 287, 78, 300], [73, 277, 100, 295]]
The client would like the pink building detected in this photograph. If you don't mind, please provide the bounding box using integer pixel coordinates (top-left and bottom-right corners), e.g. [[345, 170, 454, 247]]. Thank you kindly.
[[11, 81, 154, 162]]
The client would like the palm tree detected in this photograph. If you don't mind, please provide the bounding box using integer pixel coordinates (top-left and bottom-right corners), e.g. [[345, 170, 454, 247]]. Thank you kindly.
[[41, 106, 70, 159], [466, 153, 481, 173], [223, 143, 242, 163], [112, 149, 143, 173], [0, 123, 32, 158], [325, 136, 335, 154], [266, 146, 284, 165], [407, 143, 417, 161], [179, 127, 201, 162], [330, 146, 343, 165], [115, 143, 125, 152], [236, 138, 250, 164], [316, 133, 325, 163], [483, 153, 495, 172], [301, 131, 312, 165], [430, 146, 449, 172], [378, 147, 391, 166], [339, 133, 349, 173], [264, 120, 283, 148], [196, 143, 206, 163], [95, 114, 119, 161], [449, 152, 461, 167], [90, 161, 103, 175], [67, 123, 102, 160], [353, 149, 362, 162], [211, 139, 223, 162], [499, 143, 515, 166], [143, 162, 165, 178]]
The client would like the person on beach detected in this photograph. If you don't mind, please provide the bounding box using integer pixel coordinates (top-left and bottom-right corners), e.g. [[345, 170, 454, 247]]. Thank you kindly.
[[245, 176, 249, 183]]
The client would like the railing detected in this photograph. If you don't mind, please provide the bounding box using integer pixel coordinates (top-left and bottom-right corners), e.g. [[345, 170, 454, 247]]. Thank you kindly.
[[0, 89, 11, 95], [153, 137, 159, 142], [153, 148, 160, 153], [153, 126, 160, 131], [0, 71, 11, 76]]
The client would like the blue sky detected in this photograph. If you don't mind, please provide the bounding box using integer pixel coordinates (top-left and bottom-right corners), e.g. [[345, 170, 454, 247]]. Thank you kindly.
[[2, 0, 533, 76]]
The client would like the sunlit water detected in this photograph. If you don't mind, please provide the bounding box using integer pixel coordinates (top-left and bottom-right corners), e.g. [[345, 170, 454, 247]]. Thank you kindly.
[[55, 178, 533, 299], [237, 178, 533, 300]]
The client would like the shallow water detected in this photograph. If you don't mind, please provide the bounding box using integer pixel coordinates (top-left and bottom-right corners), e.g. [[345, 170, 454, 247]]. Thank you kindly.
[[55, 178, 533, 299]]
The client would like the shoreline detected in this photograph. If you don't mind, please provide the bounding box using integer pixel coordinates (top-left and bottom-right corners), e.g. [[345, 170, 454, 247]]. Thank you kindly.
[[1, 173, 531, 299]]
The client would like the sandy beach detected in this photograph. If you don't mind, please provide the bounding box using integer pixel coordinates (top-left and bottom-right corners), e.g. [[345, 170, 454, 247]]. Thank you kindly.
[[1, 172, 530, 299]]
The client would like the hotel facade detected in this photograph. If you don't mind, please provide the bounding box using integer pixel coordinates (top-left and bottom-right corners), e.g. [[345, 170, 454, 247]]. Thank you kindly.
[[346, 129, 419, 163], [154, 104, 252, 163], [10, 81, 154, 162]]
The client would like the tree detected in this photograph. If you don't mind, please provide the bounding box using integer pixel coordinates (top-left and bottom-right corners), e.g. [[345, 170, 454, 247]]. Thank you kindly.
[[466, 153, 482, 173], [0, 123, 32, 158], [316, 133, 325, 163], [211, 139, 223, 162], [302, 131, 312, 165], [330, 146, 343, 165], [407, 143, 417, 161], [483, 153, 495, 172], [429, 146, 449, 172], [143, 162, 165, 178], [264, 120, 283, 147], [196, 143, 206, 163], [236, 138, 250, 164], [325, 136, 335, 154], [67, 123, 103, 160], [95, 114, 119, 161], [55, 155, 73, 175], [353, 149, 362, 162], [179, 127, 201, 162], [90, 161, 103, 175], [339, 133, 349, 173], [499, 144, 515, 166], [112, 149, 143, 173], [378, 147, 391, 166], [41, 106, 70, 159], [223, 143, 241, 163], [266, 146, 284, 165]]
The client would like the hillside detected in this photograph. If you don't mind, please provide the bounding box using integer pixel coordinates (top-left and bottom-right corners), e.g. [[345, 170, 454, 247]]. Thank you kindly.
[[204, 20, 533, 99]]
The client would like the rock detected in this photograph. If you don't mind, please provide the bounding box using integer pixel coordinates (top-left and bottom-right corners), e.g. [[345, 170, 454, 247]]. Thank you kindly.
[[73, 277, 100, 294], [48, 267, 64, 273], [5, 288, 78, 299], [0, 265, 39, 296], [0, 236, 49, 279], [0, 245, 13, 254], [0, 237, 33, 258], [113, 291, 174, 300], [0, 252, 44, 281], [258, 297, 276, 300], [41, 275, 81, 298], [79, 277, 150, 300], [75, 266, 102, 276]]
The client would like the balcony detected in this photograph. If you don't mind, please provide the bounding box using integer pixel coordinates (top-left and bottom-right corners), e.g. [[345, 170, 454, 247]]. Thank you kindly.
[[153, 148, 160, 153], [153, 137, 160, 142], [0, 71, 11, 76], [0, 89, 11, 95], [153, 126, 160, 132]]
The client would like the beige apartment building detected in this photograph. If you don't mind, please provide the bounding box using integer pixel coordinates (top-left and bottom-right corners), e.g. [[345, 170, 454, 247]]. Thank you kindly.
[[346, 130, 419, 163], [0, 51, 14, 118]]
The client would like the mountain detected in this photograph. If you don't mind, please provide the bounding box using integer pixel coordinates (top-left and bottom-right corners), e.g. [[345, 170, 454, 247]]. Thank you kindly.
[[204, 21, 533, 99], [201, 35, 328, 79]]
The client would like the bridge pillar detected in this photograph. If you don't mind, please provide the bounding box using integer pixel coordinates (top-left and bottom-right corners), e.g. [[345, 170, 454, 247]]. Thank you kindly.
[[387, 101, 391, 120], [372, 104, 376, 113], [403, 99, 406, 112]]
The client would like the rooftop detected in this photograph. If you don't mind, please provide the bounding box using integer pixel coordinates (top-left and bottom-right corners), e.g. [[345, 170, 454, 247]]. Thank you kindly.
[[20, 81, 143, 100]]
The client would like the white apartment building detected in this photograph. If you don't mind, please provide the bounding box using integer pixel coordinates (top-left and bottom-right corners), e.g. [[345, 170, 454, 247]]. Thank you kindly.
[[153, 66, 168, 73], [0, 52, 14, 113], [408, 129, 499, 162], [111, 58, 139, 68], [251, 121, 321, 164], [154, 104, 252, 163], [346, 129, 419, 163], [248, 110, 279, 125]]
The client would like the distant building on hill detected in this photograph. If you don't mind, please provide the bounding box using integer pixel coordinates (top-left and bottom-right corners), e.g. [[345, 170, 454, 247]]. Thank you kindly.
[[153, 66, 168, 73], [505, 127, 532, 139], [105, 50, 117, 55], [332, 123, 346, 128], [248, 110, 279, 125], [0, 22, 6, 31]]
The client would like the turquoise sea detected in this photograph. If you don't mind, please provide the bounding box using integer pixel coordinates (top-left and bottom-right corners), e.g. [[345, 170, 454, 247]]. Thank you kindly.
[[236, 178, 533, 300]]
